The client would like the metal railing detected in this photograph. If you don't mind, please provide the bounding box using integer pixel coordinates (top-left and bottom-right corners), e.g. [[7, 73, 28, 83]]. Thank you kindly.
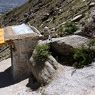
[[0, 45, 10, 54]]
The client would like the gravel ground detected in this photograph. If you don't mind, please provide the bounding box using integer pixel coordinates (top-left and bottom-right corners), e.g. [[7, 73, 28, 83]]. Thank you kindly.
[[0, 58, 40, 95]]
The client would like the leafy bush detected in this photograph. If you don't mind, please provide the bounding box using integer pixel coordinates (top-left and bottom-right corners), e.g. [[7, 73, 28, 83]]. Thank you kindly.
[[28, 0, 32, 3], [35, 44, 50, 63], [57, 25, 64, 37], [64, 21, 78, 34], [73, 46, 95, 68], [58, 21, 78, 37], [89, 38, 95, 47], [70, 38, 95, 68]]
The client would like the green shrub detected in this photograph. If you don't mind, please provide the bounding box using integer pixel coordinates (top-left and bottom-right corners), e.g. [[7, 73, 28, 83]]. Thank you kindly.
[[89, 38, 95, 47], [35, 44, 50, 63], [73, 46, 94, 68], [64, 21, 78, 34], [28, 0, 32, 3], [57, 25, 64, 37], [58, 21, 78, 37]]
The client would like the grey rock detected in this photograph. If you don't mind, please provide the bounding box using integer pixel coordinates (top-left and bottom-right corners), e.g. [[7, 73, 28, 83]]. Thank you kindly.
[[30, 49, 60, 85], [74, 29, 83, 35], [50, 35, 89, 55], [89, 2, 95, 7], [42, 62, 95, 95], [81, 14, 95, 38], [71, 14, 83, 22]]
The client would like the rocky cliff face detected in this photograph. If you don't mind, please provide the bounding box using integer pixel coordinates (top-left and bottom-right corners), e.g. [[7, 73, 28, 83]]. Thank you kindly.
[[2, 0, 95, 31]]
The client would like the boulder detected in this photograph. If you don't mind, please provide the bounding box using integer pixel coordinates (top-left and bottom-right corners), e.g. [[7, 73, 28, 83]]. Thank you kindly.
[[30, 47, 61, 85], [81, 13, 95, 38], [50, 35, 90, 55], [29, 35, 89, 86], [42, 62, 95, 95]]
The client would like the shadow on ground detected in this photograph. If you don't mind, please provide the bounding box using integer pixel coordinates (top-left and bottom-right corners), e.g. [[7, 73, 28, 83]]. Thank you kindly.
[[26, 74, 41, 91], [0, 66, 15, 88], [0, 65, 41, 90]]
